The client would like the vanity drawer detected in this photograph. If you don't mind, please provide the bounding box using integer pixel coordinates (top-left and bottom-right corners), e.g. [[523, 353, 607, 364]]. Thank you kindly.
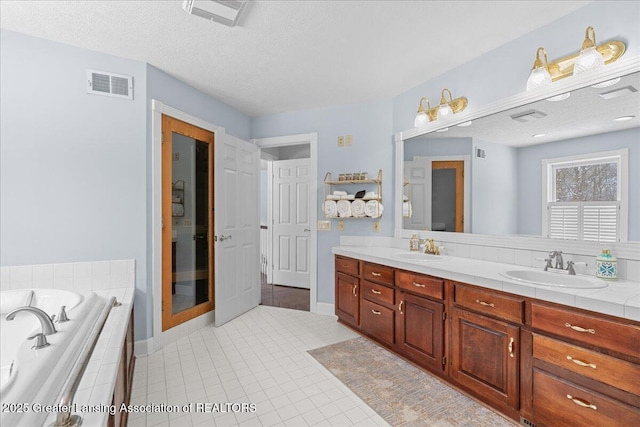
[[362, 280, 394, 307], [395, 271, 443, 300], [335, 256, 359, 276], [362, 262, 394, 286], [531, 302, 640, 359], [533, 334, 640, 396], [360, 299, 395, 346], [533, 369, 640, 427], [454, 284, 524, 324]]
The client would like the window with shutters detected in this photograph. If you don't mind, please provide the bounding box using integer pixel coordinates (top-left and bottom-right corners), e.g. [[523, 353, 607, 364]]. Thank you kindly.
[[542, 150, 628, 243]]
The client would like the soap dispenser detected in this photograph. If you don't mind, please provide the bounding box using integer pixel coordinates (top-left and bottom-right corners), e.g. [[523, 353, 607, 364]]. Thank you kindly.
[[410, 234, 419, 251], [596, 249, 617, 280]]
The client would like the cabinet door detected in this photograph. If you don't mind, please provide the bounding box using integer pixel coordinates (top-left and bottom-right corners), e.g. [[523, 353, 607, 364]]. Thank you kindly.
[[451, 307, 520, 410], [395, 290, 444, 372], [336, 272, 359, 327]]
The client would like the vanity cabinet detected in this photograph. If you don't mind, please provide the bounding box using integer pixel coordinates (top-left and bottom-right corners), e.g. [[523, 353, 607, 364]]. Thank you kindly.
[[530, 301, 640, 426], [359, 262, 395, 345], [335, 256, 360, 327], [108, 307, 135, 427], [394, 271, 445, 372]]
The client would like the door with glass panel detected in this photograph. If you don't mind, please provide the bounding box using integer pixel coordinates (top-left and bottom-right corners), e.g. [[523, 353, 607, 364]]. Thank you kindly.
[[162, 115, 214, 331]]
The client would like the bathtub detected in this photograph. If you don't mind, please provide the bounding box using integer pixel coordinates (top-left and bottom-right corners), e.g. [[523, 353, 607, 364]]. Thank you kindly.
[[0, 289, 104, 427]]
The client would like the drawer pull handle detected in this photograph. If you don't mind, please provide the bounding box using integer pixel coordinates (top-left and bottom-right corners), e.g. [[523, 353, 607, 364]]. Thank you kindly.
[[476, 299, 495, 308], [371, 272, 382, 277], [371, 309, 381, 315], [508, 337, 514, 358], [412, 282, 426, 288], [567, 356, 596, 369], [352, 284, 357, 296], [371, 289, 382, 295], [398, 300, 403, 314], [566, 395, 597, 411], [565, 323, 595, 334], [342, 264, 349, 268]]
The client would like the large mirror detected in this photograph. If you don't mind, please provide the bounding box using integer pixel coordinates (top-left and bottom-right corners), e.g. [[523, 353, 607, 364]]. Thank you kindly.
[[400, 69, 639, 242]]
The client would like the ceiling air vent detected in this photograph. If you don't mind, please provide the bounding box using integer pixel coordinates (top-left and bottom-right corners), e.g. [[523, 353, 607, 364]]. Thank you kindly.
[[182, 0, 248, 27], [86, 69, 133, 100]]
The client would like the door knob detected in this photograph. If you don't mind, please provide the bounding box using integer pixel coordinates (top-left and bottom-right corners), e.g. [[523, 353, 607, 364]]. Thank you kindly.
[[219, 235, 232, 241], [304, 228, 311, 232]]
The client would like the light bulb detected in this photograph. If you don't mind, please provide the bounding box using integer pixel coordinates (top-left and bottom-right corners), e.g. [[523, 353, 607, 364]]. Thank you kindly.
[[574, 46, 605, 75], [437, 103, 452, 120]]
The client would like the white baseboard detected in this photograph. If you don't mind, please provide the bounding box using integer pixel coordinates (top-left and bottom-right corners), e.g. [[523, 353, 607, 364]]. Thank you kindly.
[[134, 337, 154, 357], [315, 302, 336, 317]]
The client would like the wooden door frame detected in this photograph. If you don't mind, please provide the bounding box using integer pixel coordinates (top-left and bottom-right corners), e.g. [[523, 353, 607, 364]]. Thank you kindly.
[[151, 100, 225, 354], [161, 115, 215, 331], [432, 160, 464, 233]]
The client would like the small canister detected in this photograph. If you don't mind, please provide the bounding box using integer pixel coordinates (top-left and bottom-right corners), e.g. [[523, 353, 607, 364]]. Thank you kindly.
[[409, 234, 420, 251], [596, 249, 617, 280]]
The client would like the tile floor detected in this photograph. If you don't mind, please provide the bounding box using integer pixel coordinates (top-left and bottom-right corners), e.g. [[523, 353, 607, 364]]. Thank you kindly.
[[129, 306, 390, 427]]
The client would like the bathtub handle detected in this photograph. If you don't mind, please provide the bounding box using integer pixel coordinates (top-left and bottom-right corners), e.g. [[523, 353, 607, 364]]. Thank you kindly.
[[54, 296, 117, 427], [28, 333, 50, 350]]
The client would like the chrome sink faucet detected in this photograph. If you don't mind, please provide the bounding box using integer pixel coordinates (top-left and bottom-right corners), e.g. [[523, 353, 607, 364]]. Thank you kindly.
[[6, 306, 57, 336], [545, 251, 563, 271]]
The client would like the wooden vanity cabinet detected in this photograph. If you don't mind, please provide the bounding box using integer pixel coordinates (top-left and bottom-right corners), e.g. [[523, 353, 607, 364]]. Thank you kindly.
[[394, 270, 445, 373], [359, 263, 396, 346], [530, 301, 640, 426], [450, 284, 523, 412], [335, 256, 360, 327]]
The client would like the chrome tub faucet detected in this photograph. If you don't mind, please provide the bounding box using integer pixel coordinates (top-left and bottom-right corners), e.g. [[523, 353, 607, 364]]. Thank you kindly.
[[6, 306, 57, 336]]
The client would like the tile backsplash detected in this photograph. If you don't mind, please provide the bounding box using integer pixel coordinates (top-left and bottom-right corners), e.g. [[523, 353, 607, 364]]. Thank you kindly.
[[0, 259, 135, 292]]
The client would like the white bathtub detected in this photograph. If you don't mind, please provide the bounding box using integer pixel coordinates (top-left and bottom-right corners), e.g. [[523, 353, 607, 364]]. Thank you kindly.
[[0, 289, 104, 427]]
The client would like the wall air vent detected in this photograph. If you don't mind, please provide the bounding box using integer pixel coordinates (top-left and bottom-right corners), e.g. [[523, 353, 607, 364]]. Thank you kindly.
[[182, 0, 248, 27], [86, 69, 133, 100]]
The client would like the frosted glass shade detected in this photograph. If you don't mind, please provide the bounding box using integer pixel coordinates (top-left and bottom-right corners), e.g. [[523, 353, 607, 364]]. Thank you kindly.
[[573, 46, 605, 75], [414, 111, 428, 127], [437, 103, 453, 120], [526, 67, 552, 91]]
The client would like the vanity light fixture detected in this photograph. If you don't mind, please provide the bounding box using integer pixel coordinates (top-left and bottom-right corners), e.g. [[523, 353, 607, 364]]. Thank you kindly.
[[614, 116, 635, 122], [413, 90, 468, 127], [526, 26, 625, 90], [591, 77, 621, 89], [526, 47, 553, 91], [414, 97, 435, 127], [435, 127, 449, 133]]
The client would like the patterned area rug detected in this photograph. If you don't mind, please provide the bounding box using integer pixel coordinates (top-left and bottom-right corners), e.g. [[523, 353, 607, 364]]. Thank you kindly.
[[308, 337, 516, 427]]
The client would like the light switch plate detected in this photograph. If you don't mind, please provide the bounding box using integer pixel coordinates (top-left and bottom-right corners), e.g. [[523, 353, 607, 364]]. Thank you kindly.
[[318, 220, 331, 231], [338, 221, 345, 231], [337, 136, 345, 147]]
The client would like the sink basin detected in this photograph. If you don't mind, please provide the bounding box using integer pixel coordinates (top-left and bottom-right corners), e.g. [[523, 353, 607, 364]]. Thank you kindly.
[[501, 270, 607, 289], [392, 252, 445, 262]]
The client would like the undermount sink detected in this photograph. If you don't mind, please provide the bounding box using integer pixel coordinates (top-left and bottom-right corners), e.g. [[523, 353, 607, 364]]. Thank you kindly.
[[501, 270, 608, 289], [392, 252, 445, 262]]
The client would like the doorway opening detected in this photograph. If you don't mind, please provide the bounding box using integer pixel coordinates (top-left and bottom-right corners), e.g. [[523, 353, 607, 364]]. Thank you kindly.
[[161, 114, 215, 331], [254, 134, 319, 313]]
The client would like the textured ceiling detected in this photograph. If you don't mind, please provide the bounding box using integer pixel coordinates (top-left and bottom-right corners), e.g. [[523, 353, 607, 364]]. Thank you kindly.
[[0, 1, 591, 117]]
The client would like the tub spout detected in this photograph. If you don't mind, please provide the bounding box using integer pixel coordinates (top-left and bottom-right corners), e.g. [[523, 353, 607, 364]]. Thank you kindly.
[[6, 306, 57, 335]]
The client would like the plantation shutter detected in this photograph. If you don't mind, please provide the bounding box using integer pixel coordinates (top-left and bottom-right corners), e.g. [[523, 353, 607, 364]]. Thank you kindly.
[[548, 201, 619, 242]]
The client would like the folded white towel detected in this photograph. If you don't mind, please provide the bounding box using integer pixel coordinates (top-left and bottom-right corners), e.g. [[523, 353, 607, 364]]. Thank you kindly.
[[351, 199, 366, 217], [326, 195, 340, 200], [364, 200, 383, 218], [172, 203, 184, 217], [323, 200, 338, 217], [340, 195, 355, 200], [363, 191, 379, 200], [337, 200, 352, 217], [333, 190, 348, 196]]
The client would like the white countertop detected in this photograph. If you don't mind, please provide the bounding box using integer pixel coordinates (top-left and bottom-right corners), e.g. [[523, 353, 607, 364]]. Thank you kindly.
[[332, 245, 640, 322]]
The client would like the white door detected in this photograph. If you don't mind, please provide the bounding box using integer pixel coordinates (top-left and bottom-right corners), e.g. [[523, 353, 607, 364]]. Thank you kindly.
[[214, 132, 260, 326], [271, 159, 311, 288], [404, 159, 432, 230]]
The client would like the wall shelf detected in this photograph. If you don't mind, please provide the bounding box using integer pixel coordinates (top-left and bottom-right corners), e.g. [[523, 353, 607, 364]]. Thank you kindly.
[[323, 169, 383, 219]]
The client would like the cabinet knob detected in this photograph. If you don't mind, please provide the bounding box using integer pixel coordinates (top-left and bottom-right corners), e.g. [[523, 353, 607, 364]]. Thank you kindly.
[[371, 289, 382, 295], [476, 299, 495, 308], [508, 337, 514, 358], [352, 284, 357, 296], [412, 282, 426, 288], [371, 310, 381, 315], [398, 300, 403, 314], [565, 323, 595, 334], [371, 272, 382, 277]]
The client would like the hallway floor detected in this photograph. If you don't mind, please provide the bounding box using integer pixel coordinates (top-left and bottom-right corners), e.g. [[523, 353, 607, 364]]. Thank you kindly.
[[129, 306, 388, 427], [260, 274, 310, 312]]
